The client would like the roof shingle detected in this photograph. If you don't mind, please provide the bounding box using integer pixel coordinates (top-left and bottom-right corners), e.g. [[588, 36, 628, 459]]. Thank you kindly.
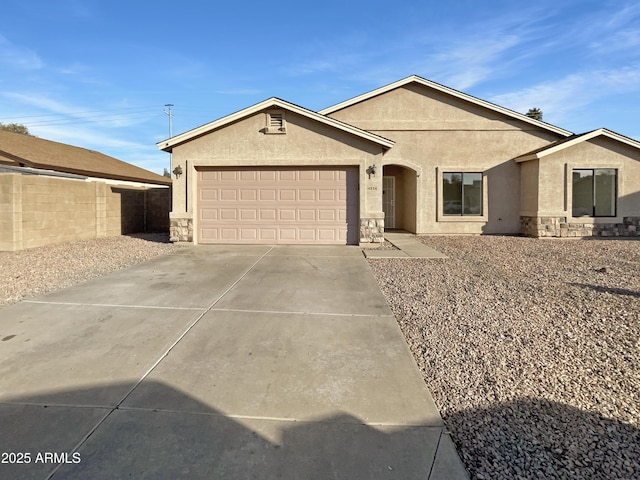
[[0, 130, 170, 186]]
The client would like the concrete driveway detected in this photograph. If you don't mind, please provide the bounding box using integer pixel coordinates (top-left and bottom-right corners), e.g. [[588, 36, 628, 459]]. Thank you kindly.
[[0, 245, 467, 479]]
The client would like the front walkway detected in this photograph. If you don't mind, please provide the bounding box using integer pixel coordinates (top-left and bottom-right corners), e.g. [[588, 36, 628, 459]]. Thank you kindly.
[[0, 245, 466, 479], [364, 231, 448, 258]]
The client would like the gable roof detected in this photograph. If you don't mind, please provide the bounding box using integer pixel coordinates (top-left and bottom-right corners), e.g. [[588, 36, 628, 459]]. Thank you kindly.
[[319, 75, 573, 137], [0, 130, 170, 186], [157, 97, 395, 152], [514, 128, 640, 162]]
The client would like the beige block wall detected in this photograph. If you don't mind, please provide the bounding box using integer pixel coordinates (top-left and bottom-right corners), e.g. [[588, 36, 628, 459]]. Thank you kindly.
[[170, 109, 386, 234], [0, 173, 170, 251], [0, 174, 22, 251]]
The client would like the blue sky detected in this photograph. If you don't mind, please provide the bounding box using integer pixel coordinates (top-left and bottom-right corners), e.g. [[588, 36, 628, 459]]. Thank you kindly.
[[1, 0, 639, 175]]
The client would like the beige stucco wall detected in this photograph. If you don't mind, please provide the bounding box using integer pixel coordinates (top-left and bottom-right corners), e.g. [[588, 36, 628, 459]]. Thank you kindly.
[[0, 173, 170, 251], [169, 109, 387, 241], [328, 84, 563, 234], [519, 159, 540, 216], [535, 137, 640, 221]]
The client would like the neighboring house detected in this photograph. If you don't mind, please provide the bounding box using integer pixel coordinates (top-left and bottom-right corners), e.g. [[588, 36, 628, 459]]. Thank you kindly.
[[1, 130, 171, 251], [157, 75, 640, 245]]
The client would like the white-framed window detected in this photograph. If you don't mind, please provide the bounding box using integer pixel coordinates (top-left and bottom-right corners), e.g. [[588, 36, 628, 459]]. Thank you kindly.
[[442, 172, 483, 216], [572, 168, 617, 217]]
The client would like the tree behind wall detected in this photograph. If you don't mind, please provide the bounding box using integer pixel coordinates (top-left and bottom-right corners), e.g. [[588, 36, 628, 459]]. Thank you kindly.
[[0, 122, 31, 135], [525, 108, 543, 121]]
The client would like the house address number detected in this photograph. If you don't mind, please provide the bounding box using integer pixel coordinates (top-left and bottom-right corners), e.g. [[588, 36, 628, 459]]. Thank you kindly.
[[367, 186, 378, 191]]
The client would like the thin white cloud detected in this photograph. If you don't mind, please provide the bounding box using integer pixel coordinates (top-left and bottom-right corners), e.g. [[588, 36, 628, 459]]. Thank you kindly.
[[32, 124, 146, 151], [423, 35, 523, 90], [3, 92, 156, 129], [490, 66, 640, 123], [603, 1, 640, 29], [0, 35, 43, 70]]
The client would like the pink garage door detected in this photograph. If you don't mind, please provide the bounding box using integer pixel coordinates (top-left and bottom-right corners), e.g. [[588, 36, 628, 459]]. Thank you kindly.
[[196, 167, 359, 244]]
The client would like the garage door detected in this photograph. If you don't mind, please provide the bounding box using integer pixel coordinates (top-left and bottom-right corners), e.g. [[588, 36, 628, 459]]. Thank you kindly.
[[197, 167, 359, 244]]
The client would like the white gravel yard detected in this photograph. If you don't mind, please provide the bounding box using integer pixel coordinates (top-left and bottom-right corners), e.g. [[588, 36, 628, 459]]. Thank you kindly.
[[0, 234, 184, 306], [368, 235, 640, 480]]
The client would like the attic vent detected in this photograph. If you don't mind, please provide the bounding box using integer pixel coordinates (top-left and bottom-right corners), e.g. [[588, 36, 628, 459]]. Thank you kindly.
[[265, 111, 286, 134], [270, 113, 283, 128]]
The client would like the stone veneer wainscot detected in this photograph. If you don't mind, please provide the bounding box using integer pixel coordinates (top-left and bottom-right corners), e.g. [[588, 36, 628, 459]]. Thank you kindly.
[[520, 216, 640, 238]]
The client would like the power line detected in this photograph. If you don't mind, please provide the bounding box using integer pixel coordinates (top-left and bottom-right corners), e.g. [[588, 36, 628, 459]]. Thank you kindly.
[[2, 106, 160, 122]]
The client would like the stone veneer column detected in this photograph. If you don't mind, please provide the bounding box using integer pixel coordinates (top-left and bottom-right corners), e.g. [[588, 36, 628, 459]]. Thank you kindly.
[[169, 213, 193, 243], [359, 216, 385, 243]]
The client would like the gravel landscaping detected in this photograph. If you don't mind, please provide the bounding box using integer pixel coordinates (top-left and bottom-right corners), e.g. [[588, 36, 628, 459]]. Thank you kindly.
[[0, 234, 183, 306], [368, 235, 640, 480]]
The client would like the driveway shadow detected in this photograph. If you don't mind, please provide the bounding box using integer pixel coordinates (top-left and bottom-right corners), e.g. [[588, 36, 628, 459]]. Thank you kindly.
[[446, 397, 640, 480], [1, 381, 442, 480]]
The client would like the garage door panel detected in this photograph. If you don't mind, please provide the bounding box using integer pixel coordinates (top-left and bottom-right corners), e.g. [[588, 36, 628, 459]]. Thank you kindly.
[[318, 229, 337, 241], [200, 228, 219, 240], [240, 189, 257, 201], [299, 209, 316, 221], [298, 189, 316, 201], [279, 171, 296, 181], [318, 209, 336, 221], [220, 209, 237, 220], [318, 170, 336, 181], [240, 228, 258, 240], [200, 188, 218, 201], [219, 228, 239, 241], [298, 170, 316, 181], [299, 229, 316, 241], [220, 189, 237, 201], [260, 190, 277, 201], [220, 171, 237, 181], [260, 171, 276, 181], [260, 209, 277, 220], [240, 209, 257, 221], [260, 229, 277, 241], [201, 208, 219, 220], [279, 228, 297, 240], [200, 171, 219, 181], [279, 190, 296, 201], [318, 189, 336, 201], [197, 167, 358, 244], [279, 209, 296, 221]]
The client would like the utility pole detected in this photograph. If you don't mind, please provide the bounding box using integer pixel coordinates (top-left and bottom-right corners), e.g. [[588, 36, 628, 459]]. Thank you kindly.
[[164, 104, 174, 178], [164, 104, 174, 138]]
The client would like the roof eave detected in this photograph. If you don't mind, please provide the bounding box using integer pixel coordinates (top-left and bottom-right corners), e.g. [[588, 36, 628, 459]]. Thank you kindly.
[[514, 154, 540, 163]]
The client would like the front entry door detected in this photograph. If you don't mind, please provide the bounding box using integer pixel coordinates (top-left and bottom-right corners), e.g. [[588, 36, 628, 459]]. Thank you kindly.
[[382, 176, 396, 229]]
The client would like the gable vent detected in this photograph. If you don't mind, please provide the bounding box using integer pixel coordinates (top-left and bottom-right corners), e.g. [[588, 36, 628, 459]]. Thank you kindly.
[[270, 113, 284, 129], [265, 111, 286, 134]]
